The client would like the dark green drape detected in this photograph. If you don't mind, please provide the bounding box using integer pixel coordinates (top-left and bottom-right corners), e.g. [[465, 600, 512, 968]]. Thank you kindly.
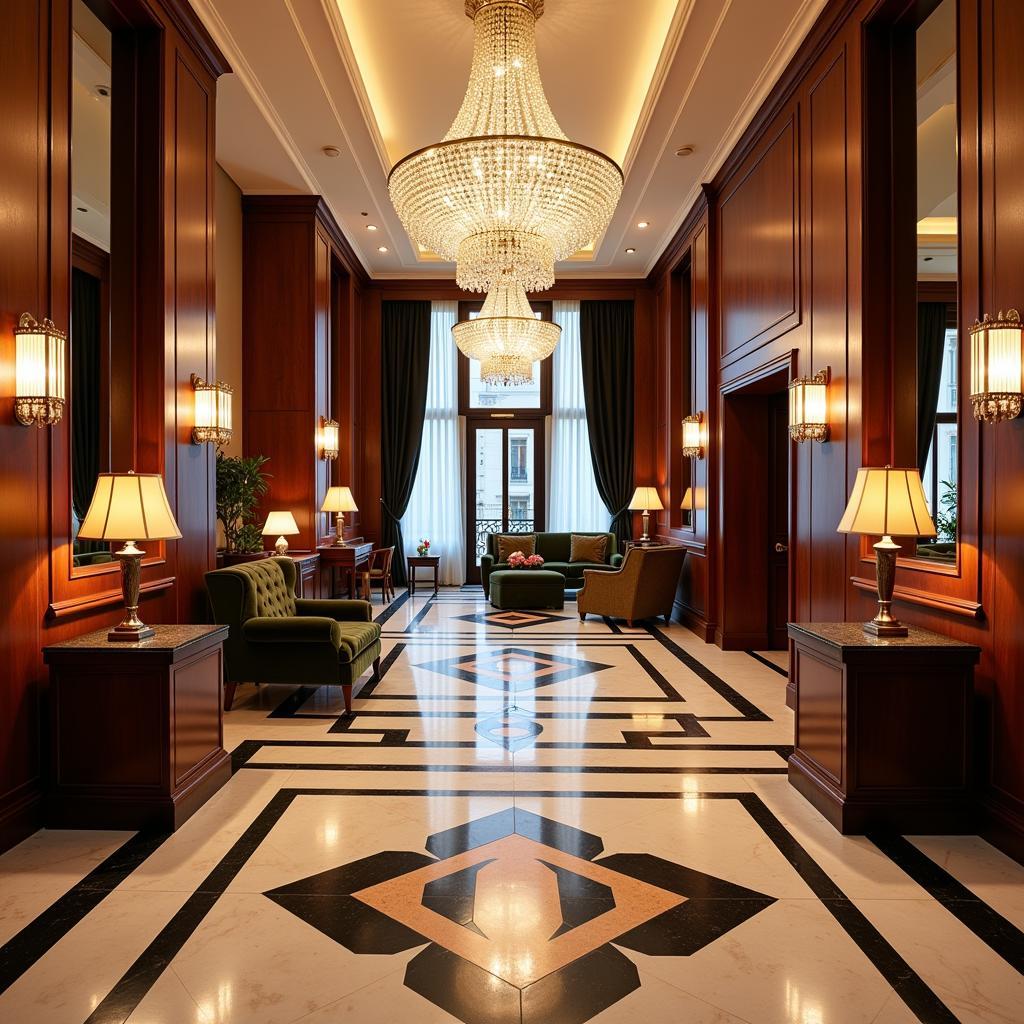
[[917, 302, 948, 472], [580, 300, 635, 546], [71, 267, 101, 522], [380, 300, 431, 586]]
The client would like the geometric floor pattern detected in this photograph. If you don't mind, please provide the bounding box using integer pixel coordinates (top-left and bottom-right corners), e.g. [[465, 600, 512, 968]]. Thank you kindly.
[[0, 588, 1022, 1024]]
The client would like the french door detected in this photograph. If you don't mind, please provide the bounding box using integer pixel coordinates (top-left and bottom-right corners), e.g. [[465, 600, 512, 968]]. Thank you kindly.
[[466, 419, 546, 583]]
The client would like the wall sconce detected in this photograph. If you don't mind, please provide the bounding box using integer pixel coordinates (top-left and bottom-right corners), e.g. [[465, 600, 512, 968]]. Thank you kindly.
[[191, 374, 233, 446], [14, 313, 66, 426], [788, 367, 830, 442], [969, 309, 1023, 422], [319, 416, 340, 460], [681, 413, 705, 459]]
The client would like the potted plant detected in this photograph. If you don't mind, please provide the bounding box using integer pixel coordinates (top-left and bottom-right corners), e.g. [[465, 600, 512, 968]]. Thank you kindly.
[[216, 452, 272, 565]]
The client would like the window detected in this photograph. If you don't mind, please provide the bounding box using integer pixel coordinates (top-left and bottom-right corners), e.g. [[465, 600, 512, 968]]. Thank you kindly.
[[510, 436, 528, 481], [509, 496, 530, 520], [922, 326, 958, 542]]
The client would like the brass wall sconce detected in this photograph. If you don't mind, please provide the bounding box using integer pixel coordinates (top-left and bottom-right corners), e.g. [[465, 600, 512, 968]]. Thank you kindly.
[[191, 374, 233, 445], [14, 313, 66, 426], [319, 416, 340, 460], [681, 413, 705, 459], [969, 309, 1023, 422], [788, 367, 830, 442]]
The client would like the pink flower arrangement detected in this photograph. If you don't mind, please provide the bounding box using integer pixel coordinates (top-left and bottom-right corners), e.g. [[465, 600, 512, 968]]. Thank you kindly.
[[416, 538, 431, 556], [508, 551, 545, 569]]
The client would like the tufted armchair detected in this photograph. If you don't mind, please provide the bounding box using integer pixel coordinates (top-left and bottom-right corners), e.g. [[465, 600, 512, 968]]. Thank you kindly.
[[205, 557, 381, 713], [577, 545, 686, 627]]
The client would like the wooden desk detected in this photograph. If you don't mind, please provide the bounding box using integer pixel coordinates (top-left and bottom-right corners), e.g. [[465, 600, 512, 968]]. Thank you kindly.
[[788, 622, 980, 834], [287, 551, 320, 597], [407, 554, 440, 595], [318, 539, 373, 598], [43, 625, 230, 831]]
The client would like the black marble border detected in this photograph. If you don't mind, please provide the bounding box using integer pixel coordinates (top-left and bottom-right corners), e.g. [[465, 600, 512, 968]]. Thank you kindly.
[[373, 589, 410, 626], [745, 650, 789, 678], [869, 833, 1024, 973], [81, 788, 957, 1024], [0, 829, 170, 996]]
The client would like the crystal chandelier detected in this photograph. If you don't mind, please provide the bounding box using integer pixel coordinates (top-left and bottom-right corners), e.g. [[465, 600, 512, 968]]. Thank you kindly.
[[388, 0, 623, 293], [452, 273, 561, 384]]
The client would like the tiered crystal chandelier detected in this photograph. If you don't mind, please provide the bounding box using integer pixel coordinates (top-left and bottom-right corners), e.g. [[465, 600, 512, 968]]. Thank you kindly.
[[388, 0, 623, 329], [451, 272, 561, 384]]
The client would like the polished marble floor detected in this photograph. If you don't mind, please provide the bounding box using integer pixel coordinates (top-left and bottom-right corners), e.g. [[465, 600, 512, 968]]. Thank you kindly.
[[1, 588, 1022, 1024]]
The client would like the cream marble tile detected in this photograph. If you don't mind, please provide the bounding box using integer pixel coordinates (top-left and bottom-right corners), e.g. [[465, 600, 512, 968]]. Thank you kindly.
[[290, 967, 460, 1022], [0, 890, 188, 1024], [852, 898, 1024, 1024], [169, 893, 426, 1024], [126, 969, 212, 1024], [0, 828, 131, 897], [587, 969, 750, 1023], [628, 898, 894, 1024], [907, 835, 1024, 928]]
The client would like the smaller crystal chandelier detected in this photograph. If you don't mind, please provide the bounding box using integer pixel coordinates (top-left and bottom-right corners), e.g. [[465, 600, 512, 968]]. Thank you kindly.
[[452, 274, 560, 385]]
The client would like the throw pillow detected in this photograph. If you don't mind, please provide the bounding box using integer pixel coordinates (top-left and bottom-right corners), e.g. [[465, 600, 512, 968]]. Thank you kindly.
[[497, 534, 536, 563], [570, 534, 608, 563]]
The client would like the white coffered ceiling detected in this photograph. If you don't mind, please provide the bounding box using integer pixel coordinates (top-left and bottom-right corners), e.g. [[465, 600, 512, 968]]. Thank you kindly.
[[195, 0, 826, 280]]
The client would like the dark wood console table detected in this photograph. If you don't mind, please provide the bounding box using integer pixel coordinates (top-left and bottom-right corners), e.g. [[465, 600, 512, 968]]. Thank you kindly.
[[407, 554, 440, 595], [318, 539, 374, 598], [287, 551, 320, 597], [788, 622, 980, 834], [43, 625, 230, 831]]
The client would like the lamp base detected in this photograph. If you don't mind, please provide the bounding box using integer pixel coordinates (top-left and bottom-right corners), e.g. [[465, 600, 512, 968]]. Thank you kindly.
[[109, 543, 154, 643], [333, 512, 346, 546], [274, 536, 289, 554], [863, 536, 908, 638]]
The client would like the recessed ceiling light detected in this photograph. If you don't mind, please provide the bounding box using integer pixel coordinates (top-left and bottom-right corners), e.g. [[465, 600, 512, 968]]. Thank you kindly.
[[76, 206, 88, 213], [923, 256, 934, 262], [637, 221, 649, 229], [378, 246, 389, 253], [675, 144, 695, 157], [322, 145, 341, 158], [625, 248, 636, 254], [367, 224, 378, 231]]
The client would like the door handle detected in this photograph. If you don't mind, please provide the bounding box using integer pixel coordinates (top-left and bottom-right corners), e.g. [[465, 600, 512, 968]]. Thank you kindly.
[[775, 542, 788, 553]]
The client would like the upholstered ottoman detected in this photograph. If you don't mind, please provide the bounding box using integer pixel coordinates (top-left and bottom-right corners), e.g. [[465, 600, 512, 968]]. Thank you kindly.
[[489, 569, 565, 610]]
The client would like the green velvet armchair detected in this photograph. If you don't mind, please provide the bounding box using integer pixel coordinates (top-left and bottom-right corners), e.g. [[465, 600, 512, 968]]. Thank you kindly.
[[205, 557, 381, 713], [577, 544, 686, 627]]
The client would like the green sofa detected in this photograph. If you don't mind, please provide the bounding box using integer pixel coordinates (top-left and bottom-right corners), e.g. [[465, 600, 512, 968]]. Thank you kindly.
[[480, 532, 621, 597], [205, 557, 381, 714]]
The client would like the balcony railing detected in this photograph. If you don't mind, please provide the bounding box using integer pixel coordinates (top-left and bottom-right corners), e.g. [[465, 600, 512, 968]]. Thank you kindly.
[[475, 516, 534, 560]]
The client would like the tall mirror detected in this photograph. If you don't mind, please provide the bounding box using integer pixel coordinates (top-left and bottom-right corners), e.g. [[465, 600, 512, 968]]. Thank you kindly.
[[70, 0, 117, 569], [913, 0, 958, 563]]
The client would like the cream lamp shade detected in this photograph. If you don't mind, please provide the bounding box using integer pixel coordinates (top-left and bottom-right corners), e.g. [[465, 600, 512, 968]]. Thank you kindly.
[[78, 472, 182, 542], [77, 472, 180, 642], [837, 467, 936, 538], [837, 467, 935, 638], [320, 486, 359, 513], [681, 486, 706, 511], [629, 486, 664, 512], [262, 511, 299, 537]]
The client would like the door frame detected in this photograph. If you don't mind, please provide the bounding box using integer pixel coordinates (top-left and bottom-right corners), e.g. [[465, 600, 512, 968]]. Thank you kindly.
[[465, 417, 547, 583]]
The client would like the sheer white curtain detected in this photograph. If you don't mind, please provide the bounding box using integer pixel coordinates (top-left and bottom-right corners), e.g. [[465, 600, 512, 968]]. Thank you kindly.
[[548, 300, 608, 532], [402, 301, 466, 585]]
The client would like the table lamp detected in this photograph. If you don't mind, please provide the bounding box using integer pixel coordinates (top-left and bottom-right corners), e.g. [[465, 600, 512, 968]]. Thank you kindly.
[[77, 471, 182, 642], [321, 486, 358, 545], [681, 486, 705, 524], [629, 486, 664, 543], [837, 466, 936, 637], [262, 511, 299, 554]]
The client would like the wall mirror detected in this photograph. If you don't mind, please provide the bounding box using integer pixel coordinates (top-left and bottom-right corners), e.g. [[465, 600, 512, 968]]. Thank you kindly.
[[70, 0, 133, 572], [911, 0, 959, 564]]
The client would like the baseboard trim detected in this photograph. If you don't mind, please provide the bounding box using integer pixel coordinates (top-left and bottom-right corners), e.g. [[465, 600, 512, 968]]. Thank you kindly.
[[674, 601, 713, 642], [0, 781, 43, 855], [716, 629, 770, 651], [981, 789, 1024, 866]]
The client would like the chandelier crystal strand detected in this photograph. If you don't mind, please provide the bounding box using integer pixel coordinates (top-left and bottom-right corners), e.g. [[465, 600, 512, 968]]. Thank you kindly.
[[452, 274, 561, 385], [388, 0, 623, 292]]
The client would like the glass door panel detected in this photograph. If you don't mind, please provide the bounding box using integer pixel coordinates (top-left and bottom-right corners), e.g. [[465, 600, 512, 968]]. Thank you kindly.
[[466, 420, 545, 582]]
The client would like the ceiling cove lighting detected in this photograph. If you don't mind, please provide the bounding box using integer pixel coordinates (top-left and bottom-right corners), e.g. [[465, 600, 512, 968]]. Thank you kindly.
[[788, 367, 830, 442], [14, 313, 66, 427], [190, 374, 233, 446], [387, 0, 623, 294], [969, 309, 1023, 423], [452, 272, 560, 385]]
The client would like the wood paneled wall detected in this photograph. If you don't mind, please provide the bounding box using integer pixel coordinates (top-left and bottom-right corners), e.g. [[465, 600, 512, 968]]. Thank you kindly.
[[0, 0, 226, 852], [242, 197, 369, 550], [650, 0, 1024, 861]]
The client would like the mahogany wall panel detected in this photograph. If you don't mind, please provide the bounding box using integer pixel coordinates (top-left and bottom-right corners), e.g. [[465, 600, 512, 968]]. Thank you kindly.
[[0, 0, 226, 852], [719, 116, 801, 364]]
